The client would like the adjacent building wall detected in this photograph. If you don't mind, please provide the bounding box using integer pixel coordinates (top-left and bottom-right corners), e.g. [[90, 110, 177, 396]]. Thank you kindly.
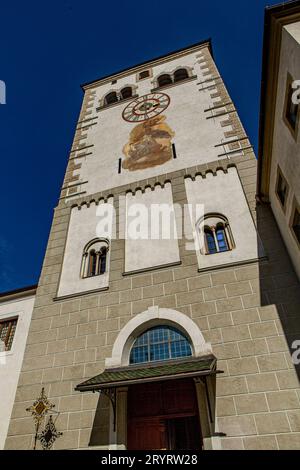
[[269, 22, 300, 279], [0, 294, 35, 449]]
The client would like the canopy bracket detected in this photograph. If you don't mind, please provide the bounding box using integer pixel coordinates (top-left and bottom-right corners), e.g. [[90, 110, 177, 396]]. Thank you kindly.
[[99, 387, 117, 432]]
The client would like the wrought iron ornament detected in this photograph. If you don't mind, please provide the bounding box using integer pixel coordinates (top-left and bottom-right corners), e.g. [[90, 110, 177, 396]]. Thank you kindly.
[[26, 388, 62, 450], [37, 416, 63, 450], [26, 387, 55, 425]]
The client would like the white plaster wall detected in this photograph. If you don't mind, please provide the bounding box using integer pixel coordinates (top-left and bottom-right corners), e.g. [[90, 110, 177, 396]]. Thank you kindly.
[[124, 184, 180, 273], [185, 167, 261, 270], [269, 23, 300, 279], [0, 295, 35, 449], [57, 198, 115, 298], [75, 47, 242, 195]]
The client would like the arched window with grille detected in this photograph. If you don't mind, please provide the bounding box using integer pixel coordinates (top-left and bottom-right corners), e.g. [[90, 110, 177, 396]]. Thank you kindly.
[[81, 239, 109, 278], [174, 68, 189, 83], [157, 74, 173, 88], [129, 326, 192, 365], [105, 91, 118, 106], [200, 214, 234, 256]]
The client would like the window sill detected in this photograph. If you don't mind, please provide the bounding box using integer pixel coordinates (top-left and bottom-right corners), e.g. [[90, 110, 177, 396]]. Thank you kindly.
[[0, 350, 14, 358], [202, 250, 232, 256], [83, 274, 106, 279], [122, 261, 182, 277], [198, 257, 268, 273], [53, 286, 109, 302]]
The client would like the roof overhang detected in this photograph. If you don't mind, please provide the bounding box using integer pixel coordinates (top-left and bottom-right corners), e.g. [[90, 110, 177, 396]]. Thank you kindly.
[[257, 0, 300, 201], [75, 355, 221, 393], [0, 285, 37, 303]]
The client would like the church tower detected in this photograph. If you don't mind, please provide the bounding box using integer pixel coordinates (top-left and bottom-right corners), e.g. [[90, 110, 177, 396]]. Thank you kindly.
[[5, 40, 300, 450]]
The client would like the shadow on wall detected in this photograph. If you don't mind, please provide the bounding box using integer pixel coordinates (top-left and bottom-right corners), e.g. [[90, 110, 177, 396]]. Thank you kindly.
[[89, 393, 110, 447], [257, 203, 300, 380]]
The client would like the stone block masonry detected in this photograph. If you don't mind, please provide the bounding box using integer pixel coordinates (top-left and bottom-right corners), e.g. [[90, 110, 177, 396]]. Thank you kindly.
[[5, 151, 300, 450]]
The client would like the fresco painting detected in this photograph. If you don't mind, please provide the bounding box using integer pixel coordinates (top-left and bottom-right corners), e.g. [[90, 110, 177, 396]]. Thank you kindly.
[[122, 115, 175, 171]]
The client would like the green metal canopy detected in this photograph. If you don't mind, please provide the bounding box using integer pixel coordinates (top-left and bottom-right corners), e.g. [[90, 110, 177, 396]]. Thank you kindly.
[[75, 355, 219, 392]]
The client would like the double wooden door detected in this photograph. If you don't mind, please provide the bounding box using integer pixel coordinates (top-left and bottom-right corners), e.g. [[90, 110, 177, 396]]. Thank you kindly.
[[127, 379, 202, 450]]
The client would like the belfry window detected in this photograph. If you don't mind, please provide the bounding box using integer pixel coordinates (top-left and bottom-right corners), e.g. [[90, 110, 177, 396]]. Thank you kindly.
[[120, 87, 133, 100], [174, 68, 189, 83], [157, 74, 172, 88], [130, 326, 192, 365], [156, 68, 190, 88], [105, 92, 118, 106], [200, 214, 234, 256], [82, 239, 109, 278]]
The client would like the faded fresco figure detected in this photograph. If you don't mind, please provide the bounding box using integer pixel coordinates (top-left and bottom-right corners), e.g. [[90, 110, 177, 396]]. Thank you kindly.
[[122, 115, 175, 171]]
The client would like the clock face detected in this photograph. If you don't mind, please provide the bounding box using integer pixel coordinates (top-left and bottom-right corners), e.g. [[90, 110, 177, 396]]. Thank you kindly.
[[122, 93, 170, 123]]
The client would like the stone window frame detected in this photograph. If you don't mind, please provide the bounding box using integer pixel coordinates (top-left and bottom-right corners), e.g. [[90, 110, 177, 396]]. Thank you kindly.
[[197, 213, 235, 256], [80, 238, 110, 279], [105, 306, 212, 369], [283, 72, 300, 141], [289, 197, 300, 249], [275, 165, 289, 214], [129, 325, 193, 365]]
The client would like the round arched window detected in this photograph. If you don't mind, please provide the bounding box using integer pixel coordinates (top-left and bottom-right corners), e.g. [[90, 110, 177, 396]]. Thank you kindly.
[[129, 326, 192, 365]]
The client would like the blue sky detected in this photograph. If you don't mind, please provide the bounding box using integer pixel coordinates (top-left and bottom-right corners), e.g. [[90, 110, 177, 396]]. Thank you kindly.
[[0, 0, 280, 292]]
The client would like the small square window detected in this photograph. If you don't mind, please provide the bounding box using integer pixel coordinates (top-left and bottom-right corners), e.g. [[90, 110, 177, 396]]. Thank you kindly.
[[276, 167, 289, 210], [139, 70, 150, 80], [0, 318, 18, 352], [137, 69, 152, 81], [291, 205, 300, 246]]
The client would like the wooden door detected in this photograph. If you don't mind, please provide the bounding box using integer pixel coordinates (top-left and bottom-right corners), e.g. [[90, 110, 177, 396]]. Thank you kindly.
[[127, 379, 202, 450], [127, 418, 167, 450]]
